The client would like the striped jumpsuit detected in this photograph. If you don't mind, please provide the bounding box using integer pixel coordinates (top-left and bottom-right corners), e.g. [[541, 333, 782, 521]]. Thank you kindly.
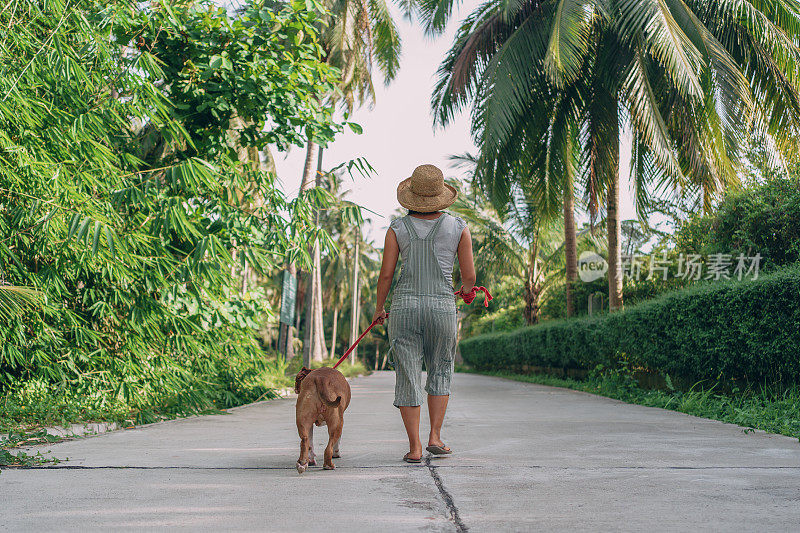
[[389, 214, 459, 407]]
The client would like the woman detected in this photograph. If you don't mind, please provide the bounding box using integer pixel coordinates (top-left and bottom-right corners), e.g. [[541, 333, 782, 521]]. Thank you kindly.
[[372, 164, 476, 463]]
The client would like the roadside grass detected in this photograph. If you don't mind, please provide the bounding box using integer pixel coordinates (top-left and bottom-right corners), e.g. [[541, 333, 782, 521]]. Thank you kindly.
[[0, 430, 64, 467], [457, 366, 800, 442]]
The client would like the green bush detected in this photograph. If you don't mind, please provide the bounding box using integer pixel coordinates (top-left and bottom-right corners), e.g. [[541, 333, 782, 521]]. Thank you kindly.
[[675, 177, 800, 272], [460, 265, 800, 386]]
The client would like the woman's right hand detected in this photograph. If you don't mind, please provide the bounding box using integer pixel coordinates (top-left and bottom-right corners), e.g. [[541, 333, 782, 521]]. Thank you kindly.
[[458, 286, 477, 304]]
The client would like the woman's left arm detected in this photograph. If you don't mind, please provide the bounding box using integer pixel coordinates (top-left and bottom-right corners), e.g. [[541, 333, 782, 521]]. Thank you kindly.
[[372, 228, 399, 324]]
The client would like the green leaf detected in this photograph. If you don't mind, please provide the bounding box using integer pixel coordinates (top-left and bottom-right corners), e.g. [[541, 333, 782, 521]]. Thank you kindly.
[[76, 217, 91, 241], [91, 221, 102, 254], [346, 122, 363, 134], [105, 227, 116, 258], [67, 213, 82, 239]]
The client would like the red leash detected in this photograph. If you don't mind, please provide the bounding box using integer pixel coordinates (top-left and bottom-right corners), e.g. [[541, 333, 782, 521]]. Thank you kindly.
[[332, 316, 385, 370], [330, 286, 492, 370]]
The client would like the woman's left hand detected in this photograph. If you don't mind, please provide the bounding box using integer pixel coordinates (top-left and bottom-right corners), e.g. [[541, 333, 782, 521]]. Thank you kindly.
[[372, 308, 388, 325]]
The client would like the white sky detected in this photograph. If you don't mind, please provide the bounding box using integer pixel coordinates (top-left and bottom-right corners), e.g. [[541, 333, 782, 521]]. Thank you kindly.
[[272, 1, 636, 246]]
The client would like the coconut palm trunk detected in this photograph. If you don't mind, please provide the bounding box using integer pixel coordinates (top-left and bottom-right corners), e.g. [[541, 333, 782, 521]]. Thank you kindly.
[[606, 114, 623, 311], [523, 233, 540, 325], [329, 306, 338, 359], [563, 163, 578, 318], [311, 244, 327, 359], [301, 142, 328, 363], [348, 235, 361, 364], [300, 140, 318, 191]]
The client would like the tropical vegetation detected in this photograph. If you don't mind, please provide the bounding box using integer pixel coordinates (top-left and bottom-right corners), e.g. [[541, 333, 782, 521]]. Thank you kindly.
[[0, 0, 355, 439], [461, 263, 800, 385], [3, 0, 800, 461], [427, 0, 800, 314], [293, 0, 404, 363]]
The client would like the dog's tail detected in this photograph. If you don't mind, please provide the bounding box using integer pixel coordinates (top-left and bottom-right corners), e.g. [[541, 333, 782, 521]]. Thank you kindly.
[[319, 380, 342, 408]]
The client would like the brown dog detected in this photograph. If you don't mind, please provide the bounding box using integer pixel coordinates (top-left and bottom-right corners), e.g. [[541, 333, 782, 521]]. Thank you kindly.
[[294, 366, 351, 473]]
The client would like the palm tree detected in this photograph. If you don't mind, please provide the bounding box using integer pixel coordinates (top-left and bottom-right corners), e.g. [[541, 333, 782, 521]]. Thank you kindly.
[[299, 0, 403, 192], [450, 180, 571, 325], [427, 0, 800, 311], [297, 0, 403, 362], [319, 170, 362, 359]]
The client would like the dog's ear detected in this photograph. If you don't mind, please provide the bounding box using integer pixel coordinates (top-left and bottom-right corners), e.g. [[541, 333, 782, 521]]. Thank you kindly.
[[294, 366, 311, 394]]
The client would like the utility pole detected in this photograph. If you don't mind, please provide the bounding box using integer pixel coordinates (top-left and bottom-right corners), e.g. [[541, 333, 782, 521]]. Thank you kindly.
[[348, 231, 361, 364]]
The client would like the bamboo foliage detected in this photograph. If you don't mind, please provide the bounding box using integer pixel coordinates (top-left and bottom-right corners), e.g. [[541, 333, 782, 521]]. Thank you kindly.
[[0, 0, 346, 416]]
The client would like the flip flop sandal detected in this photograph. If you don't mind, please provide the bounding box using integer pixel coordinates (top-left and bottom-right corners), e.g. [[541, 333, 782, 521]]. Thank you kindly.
[[425, 444, 452, 455], [403, 453, 422, 463]]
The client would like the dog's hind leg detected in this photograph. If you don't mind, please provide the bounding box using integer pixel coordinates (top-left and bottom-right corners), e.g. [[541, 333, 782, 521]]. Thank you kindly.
[[296, 419, 312, 474], [332, 435, 341, 458], [308, 425, 316, 466], [323, 414, 343, 470]]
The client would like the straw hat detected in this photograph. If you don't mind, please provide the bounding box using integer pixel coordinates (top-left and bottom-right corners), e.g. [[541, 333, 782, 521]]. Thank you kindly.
[[396, 164, 458, 212]]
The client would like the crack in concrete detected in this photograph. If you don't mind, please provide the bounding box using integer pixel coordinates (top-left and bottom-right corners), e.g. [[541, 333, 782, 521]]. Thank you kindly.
[[425, 457, 469, 533]]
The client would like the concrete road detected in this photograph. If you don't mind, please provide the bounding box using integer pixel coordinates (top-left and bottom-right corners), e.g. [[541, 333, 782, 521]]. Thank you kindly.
[[2, 372, 800, 532]]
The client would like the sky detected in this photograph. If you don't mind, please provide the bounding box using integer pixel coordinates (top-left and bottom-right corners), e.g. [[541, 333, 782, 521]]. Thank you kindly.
[[272, 1, 636, 246]]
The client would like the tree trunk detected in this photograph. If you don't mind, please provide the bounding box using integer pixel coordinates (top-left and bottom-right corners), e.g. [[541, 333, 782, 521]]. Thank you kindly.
[[294, 268, 304, 334], [563, 139, 578, 318], [300, 141, 328, 364], [523, 280, 541, 325], [299, 140, 318, 193], [282, 263, 298, 361], [607, 114, 624, 311], [348, 235, 361, 364], [523, 237, 540, 325], [311, 245, 327, 361], [329, 307, 338, 359]]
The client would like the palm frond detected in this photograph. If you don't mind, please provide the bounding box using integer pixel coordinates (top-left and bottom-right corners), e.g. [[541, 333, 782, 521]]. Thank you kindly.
[[616, 0, 705, 101], [369, 0, 402, 83], [620, 45, 684, 184], [431, 1, 516, 127], [472, 10, 552, 155], [544, 0, 593, 86]]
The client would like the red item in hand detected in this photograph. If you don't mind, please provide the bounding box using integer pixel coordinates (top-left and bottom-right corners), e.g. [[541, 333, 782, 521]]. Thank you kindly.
[[456, 286, 493, 307], [461, 287, 477, 304]]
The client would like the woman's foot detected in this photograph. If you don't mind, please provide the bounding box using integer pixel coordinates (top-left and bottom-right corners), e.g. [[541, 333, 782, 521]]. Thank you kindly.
[[425, 444, 452, 455], [403, 452, 422, 463], [405, 442, 423, 462], [428, 435, 449, 448]]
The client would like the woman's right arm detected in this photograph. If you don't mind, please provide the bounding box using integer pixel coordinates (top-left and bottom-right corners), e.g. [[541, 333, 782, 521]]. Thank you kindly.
[[373, 228, 399, 324], [457, 226, 476, 293]]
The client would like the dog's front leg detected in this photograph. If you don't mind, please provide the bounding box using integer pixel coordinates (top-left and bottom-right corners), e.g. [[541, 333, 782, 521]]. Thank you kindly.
[[308, 425, 316, 466]]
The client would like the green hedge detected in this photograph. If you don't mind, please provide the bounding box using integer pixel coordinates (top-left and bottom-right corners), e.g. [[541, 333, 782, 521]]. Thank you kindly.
[[460, 266, 800, 386]]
